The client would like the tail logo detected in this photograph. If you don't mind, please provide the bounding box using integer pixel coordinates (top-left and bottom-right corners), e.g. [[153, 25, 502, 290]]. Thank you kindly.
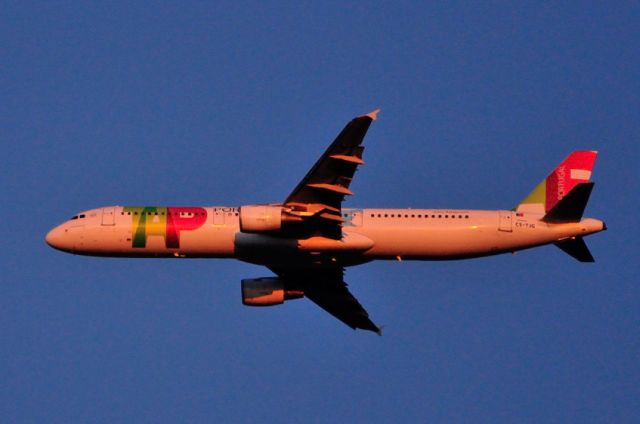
[[517, 151, 597, 214]]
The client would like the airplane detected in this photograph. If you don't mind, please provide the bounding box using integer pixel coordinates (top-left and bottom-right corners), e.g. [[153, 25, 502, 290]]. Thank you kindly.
[[45, 110, 606, 334]]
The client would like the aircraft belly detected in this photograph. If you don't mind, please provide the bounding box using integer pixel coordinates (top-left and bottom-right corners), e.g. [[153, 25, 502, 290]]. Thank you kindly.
[[80, 225, 127, 254], [357, 226, 498, 258], [75, 222, 236, 258], [233, 232, 373, 268], [178, 227, 236, 256], [354, 221, 572, 260]]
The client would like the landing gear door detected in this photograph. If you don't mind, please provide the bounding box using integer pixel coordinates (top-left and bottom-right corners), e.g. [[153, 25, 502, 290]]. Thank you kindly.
[[101, 207, 116, 226], [498, 210, 513, 232]]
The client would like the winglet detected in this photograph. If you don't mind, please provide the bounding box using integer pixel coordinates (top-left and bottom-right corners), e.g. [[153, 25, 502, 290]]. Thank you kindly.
[[365, 109, 381, 120]]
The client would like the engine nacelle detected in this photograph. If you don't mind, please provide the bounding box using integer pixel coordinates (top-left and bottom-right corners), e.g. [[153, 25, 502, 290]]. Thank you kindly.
[[239, 205, 284, 233], [241, 277, 304, 306]]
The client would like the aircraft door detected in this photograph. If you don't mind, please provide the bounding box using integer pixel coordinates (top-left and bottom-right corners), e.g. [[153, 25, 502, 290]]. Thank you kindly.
[[348, 209, 363, 227], [498, 211, 512, 232], [101, 207, 116, 226]]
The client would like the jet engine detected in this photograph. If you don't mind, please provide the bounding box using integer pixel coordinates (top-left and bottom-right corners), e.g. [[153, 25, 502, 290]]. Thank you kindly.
[[241, 277, 304, 306], [239, 205, 285, 233]]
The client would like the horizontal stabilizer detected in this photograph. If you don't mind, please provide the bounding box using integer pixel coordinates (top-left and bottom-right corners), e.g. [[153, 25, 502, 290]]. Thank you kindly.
[[554, 237, 595, 262], [542, 182, 594, 223]]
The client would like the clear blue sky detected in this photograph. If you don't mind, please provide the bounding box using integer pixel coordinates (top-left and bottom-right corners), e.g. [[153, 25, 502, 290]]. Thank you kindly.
[[2, 2, 639, 423]]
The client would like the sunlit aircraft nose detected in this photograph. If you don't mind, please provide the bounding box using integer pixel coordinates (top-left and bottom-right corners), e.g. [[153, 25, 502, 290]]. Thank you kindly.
[[45, 225, 81, 252], [46, 226, 64, 249]]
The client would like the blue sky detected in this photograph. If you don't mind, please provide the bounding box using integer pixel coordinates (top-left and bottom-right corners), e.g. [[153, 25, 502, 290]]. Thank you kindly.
[[2, 2, 639, 422]]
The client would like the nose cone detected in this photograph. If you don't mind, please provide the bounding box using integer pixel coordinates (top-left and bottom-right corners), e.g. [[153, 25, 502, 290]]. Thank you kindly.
[[45, 225, 80, 252], [46, 226, 64, 250]]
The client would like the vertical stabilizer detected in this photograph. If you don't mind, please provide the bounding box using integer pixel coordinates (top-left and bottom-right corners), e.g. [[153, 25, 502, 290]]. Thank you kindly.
[[542, 182, 594, 223], [516, 151, 597, 214]]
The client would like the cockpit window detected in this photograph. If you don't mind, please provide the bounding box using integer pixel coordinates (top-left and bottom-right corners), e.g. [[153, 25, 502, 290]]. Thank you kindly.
[[70, 215, 78, 220], [79, 214, 85, 218]]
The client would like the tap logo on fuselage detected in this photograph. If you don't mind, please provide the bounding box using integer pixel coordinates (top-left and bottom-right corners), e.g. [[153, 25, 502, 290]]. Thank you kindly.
[[124, 207, 207, 248]]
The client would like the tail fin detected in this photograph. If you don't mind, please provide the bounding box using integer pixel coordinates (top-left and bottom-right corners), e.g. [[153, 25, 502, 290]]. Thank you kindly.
[[542, 182, 594, 223], [543, 180, 598, 262], [516, 151, 598, 215]]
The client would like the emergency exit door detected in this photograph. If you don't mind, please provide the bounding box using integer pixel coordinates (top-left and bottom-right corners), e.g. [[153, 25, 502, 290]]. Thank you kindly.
[[498, 211, 512, 232], [101, 207, 116, 226]]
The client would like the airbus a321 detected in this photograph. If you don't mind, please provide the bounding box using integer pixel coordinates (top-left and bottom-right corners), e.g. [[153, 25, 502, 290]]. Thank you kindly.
[[46, 110, 605, 334]]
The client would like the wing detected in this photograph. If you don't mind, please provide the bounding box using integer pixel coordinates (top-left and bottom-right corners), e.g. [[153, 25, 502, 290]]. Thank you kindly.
[[283, 110, 379, 239], [272, 267, 381, 334]]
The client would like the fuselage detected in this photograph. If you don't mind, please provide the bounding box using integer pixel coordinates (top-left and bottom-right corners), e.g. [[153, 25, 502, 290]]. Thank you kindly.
[[45, 206, 605, 268]]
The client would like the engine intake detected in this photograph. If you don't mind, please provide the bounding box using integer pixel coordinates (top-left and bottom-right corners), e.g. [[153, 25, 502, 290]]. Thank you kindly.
[[241, 277, 304, 306], [239, 205, 284, 233]]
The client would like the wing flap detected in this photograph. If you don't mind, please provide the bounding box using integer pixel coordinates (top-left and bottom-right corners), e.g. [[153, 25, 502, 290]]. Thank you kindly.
[[306, 183, 354, 196], [330, 154, 365, 165]]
